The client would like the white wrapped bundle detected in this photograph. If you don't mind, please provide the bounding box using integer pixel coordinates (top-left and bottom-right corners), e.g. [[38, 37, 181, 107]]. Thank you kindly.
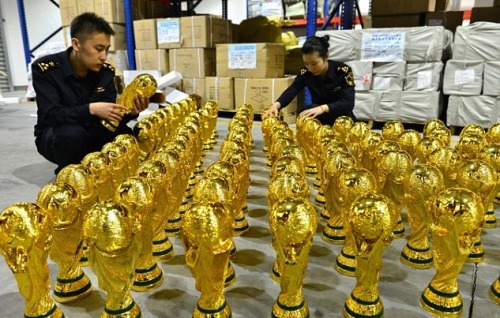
[[399, 91, 442, 123], [345, 61, 373, 91], [404, 62, 444, 91], [447, 95, 498, 128], [453, 22, 500, 61], [443, 60, 483, 96]]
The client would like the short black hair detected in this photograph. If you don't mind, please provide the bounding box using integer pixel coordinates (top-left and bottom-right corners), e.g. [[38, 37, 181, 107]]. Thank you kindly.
[[301, 35, 330, 59], [70, 12, 115, 43]]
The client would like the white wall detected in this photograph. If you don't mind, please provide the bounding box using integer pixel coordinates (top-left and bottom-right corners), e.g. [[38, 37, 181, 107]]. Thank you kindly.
[[1, 0, 64, 88]]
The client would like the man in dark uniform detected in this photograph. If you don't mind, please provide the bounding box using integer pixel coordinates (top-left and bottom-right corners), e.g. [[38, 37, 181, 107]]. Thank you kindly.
[[33, 12, 149, 174], [263, 35, 355, 125]]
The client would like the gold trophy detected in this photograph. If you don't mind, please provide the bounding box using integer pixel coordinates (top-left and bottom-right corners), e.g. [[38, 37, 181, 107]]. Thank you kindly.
[[314, 127, 337, 204], [101, 73, 157, 132], [455, 159, 496, 263], [270, 199, 317, 318], [479, 144, 500, 228], [421, 188, 484, 317], [397, 129, 422, 160], [359, 131, 383, 172], [56, 163, 97, 266], [115, 177, 164, 292], [335, 167, 378, 277], [262, 116, 280, 153], [270, 155, 306, 181], [36, 182, 93, 303], [401, 164, 444, 269], [114, 134, 141, 175], [423, 119, 447, 136], [81, 151, 114, 202], [456, 134, 484, 160], [490, 276, 500, 305], [332, 116, 354, 144], [101, 142, 129, 190], [344, 192, 398, 318], [181, 202, 233, 318], [374, 150, 413, 239], [424, 125, 451, 147], [381, 120, 404, 141], [136, 160, 174, 261], [427, 147, 463, 188], [347, 121, 370, 164], [192, 176, 237, 287], [322, 151, 356, 246], [296, 116, 321, 175], [0, 203, 64, 318], [414, 137, 443, 163], [84, 201, 142, 318], [460, 123, 485, 139], [133, 117, 156, 162]]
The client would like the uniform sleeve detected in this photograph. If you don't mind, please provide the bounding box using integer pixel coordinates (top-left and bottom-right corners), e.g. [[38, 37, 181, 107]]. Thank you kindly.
[[32, 64, 94, 128], [276, 72, 307, 110], [325, 65, 355, 117]]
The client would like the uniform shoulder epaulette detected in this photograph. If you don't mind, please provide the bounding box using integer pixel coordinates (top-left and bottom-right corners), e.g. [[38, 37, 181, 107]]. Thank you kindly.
[[300, 67, 308, 75], [36, 60, 58, 72], [102, 63, 115, 72], [337, 65, 350, 74]]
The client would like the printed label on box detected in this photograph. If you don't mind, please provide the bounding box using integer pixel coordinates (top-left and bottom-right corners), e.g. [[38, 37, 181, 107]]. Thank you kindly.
[[157, 20, 180, 43], [417, 71, 432, 89], [228, 44, 257, 69], [361, 32, 405, 62], [454, 70, 475, 85]]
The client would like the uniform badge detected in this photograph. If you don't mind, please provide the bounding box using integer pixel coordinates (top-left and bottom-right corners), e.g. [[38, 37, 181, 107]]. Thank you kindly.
[[300, 68, 307, 75], [345, 72, 355, 86], [95, 87, 105, 93], [37, 61, 57, 72], [333, 86, 341, 92], [102, 63, 115, 72]]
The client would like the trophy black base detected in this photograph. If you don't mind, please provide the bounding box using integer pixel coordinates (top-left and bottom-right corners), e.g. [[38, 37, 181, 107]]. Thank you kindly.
[[272, 298, 309, 318], [420, 284, 463, 317], [53, 271, 92, 303], [132, 262, 164, 292], [344, 293, 383, 318], [400, 243, 433, 269]]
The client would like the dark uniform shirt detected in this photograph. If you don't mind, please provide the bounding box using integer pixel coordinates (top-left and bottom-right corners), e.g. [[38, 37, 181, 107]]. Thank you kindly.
[[32, 47, 131, 138], [276, 60, 356, 125]]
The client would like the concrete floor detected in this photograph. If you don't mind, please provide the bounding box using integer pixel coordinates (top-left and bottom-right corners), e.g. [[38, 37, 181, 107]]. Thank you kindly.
[[0, 94, 499, 317]]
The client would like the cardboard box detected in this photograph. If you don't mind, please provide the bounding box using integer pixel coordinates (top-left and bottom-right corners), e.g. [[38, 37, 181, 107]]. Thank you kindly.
[[234, 77, 298, 113], [60, 0, 78, 26], [470, 7, 500, 23], [345, 61, 373, 91], [447, 95, 498, 128], [425, 11, 464, 32], [205, 77, 234, 110], [404, 62, 444, 91], [371, 0, 436, 15], [180, 15, 232, 48], [77, 0, 95, 15], [157, 18, 181, 49], [94, 0, 125, 24], [483, 61, 500, 96], [454, 23, 500, 60], [143, 0, 170, 19], [182, 78, 206, 106], [63, 23, 126, 51], [106, 50, 128, 76], [443, 60, 484, 96], [216, 43, 285, 78], [169, 48, 215, 78], [372, 14, 425, 28], [135, 49, 169, 75], [133, 19, 157, 50]]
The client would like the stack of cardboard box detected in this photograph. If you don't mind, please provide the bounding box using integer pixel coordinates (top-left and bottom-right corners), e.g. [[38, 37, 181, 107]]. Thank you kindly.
[[370, 0, 464, 33]]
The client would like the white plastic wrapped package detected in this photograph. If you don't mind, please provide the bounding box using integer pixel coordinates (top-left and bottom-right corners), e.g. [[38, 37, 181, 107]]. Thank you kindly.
[[315, 29, 362, 61], [443, 60, 484, 96], [353, 91, 381, 121], [453, 22, 500, 61], [372, 61, 406, 91], [404, 62, 444, 91], [399, 91, 442, 123], [447, 95, 498, 128], [483, 61, 500, 96], [345, 61, 373, 91], [376, 91, 402, 121]]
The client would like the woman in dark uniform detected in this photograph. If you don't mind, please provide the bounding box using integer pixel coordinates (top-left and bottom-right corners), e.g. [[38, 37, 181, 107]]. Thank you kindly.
[[263, 35, 356, 125]]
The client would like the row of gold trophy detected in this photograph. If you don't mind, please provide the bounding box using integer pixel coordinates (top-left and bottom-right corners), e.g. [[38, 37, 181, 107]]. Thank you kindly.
[[0, 73, 227, 318], [262, 111, 499, 318]]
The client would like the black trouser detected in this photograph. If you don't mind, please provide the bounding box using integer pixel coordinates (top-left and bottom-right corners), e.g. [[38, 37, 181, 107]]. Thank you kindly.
[[35, 121, 133, 172]]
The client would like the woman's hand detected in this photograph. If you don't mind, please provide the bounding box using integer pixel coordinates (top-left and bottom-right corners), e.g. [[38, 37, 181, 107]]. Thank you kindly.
[[299, 104, 328, 118], [262, 102, 281, 119]]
